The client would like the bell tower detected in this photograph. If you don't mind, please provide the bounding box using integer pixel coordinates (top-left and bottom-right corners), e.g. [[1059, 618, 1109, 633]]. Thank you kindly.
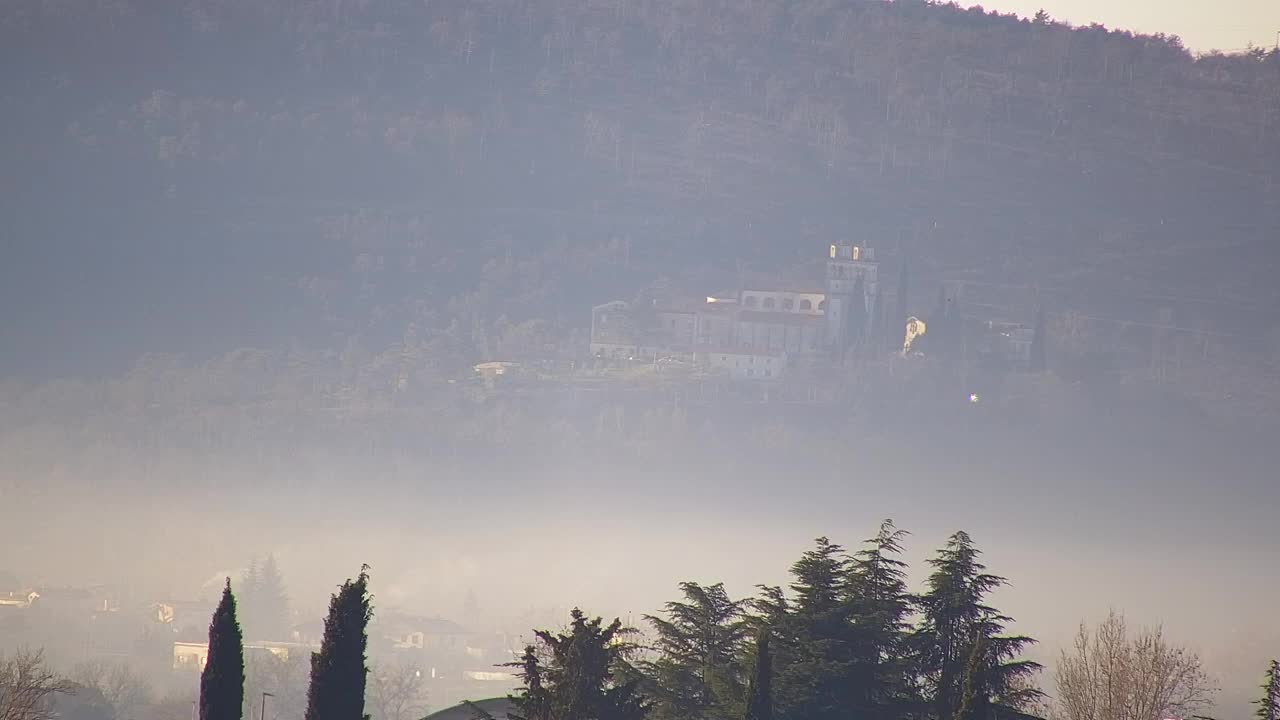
[[825, 242, 879, 350]]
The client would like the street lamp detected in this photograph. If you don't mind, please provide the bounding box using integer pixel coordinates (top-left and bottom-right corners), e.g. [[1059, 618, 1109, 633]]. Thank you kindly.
[[261, 692, 275, 720]]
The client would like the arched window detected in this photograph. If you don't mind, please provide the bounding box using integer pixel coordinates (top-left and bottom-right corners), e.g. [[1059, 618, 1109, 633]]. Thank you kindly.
[[744, 295, 758, 308], [782, 298, 795, 311], [818, 299, 827, 311], [762, 297, 776, 310], [799, 299, 812, 311]]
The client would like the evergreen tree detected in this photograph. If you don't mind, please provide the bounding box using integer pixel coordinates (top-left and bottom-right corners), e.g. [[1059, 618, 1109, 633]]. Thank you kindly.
[[924, 286, 949, 358], [509, 609, 646, 720], [744, 630, 771, 720], [510, 646, 550, 720], [305, 566, 373, 720], [1257, 660, 1280, 720], [915, 532, 1042, 720], [757, 538, 857, 720], [1028, 309, 1047, 372], [873, 289, 887, 358], [242, 555, 291, 641], [895, 259, 910, 351], [643, 582, 748, 720], [847, 521, 917, 720], [846, 275, 867, 349], [200, 579, 245, 720], [953, 637, 990, 720]]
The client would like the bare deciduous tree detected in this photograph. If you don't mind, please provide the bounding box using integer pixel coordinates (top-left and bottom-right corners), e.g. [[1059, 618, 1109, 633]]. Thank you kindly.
[[1054, 610, 1215, 720], [366, 662, 428, 720], [70, 661, 153, 720], [0, 649, 73, 720]]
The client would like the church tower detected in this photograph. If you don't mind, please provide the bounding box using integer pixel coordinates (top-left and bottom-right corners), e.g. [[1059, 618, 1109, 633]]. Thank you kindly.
[[824, 242, 879, 351]]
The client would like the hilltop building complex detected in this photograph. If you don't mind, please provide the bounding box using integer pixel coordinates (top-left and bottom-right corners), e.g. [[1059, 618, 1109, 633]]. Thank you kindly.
[[589, 242, 880, 379]]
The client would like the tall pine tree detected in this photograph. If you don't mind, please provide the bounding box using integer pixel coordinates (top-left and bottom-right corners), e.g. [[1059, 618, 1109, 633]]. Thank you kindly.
[[1028, 309, 1046, 373], [894, 259, 910, 352], [201, 579, 245, 720], [305, 566, 372, 720], [744, 630, 771, 720], [847, 275, 867, 351], [508, 608, 646, 720], [915, 532, 1041, 720], [755, 538, 857, 720], [643, 582, 748, 720], [1257, 660, 1280, 720], [847, 521, 917, 720], [242, 555, 290, 641], [953, 637, 990, 720]]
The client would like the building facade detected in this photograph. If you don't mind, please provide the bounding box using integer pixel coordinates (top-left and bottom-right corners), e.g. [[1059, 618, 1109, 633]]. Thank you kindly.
[[587, 242, 880, 377]]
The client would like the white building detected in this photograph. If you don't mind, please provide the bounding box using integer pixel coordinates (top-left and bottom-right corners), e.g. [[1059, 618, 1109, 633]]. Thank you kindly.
[[693, 349, 788, 380]]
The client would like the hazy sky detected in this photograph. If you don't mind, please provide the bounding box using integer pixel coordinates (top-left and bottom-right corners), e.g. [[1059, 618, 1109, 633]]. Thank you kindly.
[[976, 0, 1280, 51]]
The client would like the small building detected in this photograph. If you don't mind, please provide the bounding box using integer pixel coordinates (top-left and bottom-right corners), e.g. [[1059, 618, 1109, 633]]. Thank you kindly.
[[975, 320, 1035, 369], [0, 591, 38, 609], [694, 349, 788, 380], [473, 362, 521, 379], [174, 640, 316, 671]]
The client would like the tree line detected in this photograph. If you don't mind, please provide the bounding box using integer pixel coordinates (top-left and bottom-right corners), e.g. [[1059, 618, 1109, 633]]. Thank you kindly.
[[503, 523, 1268, 720], [3, 528, 1277, 720]]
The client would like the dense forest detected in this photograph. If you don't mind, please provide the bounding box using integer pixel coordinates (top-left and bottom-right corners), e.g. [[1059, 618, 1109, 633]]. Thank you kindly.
[[2, 0, 1279, 381]]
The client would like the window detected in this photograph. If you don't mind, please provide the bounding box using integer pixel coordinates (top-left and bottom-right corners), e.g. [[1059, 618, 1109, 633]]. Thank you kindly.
[[818, 299, 827, 311], [782, 298, 795, 310], [762, 297, 776, 310], [800, 299, 812, 311], [765, 369, 772, 377]]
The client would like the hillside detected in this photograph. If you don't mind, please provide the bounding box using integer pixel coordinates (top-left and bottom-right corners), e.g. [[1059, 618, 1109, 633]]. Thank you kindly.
[[2, 0, 1279, 380]]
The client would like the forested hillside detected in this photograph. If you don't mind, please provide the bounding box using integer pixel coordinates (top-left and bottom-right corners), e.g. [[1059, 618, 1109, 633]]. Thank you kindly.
[[3, 0, 1278, 379]]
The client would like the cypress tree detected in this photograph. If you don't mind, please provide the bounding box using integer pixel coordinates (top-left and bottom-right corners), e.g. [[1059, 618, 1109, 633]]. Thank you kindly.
[[200, 579, 245, 720], [894, 259, 909, 352], [305, 566, 373, 720], [744, 630, 771, 720], [1029, 309, 1047, 372], [930, 286, 950, 359], [847, 275, 867, 350], [1257, 660, 1280, 720]]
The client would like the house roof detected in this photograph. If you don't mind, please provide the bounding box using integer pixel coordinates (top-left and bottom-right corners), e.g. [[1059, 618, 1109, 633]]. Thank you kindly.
[[422, 698, 515, 720], [376, 610, 470, 635]]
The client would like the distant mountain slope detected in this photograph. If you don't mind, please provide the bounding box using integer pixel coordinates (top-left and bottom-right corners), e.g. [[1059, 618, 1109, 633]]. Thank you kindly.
[[1, 0, 1277, 376]]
